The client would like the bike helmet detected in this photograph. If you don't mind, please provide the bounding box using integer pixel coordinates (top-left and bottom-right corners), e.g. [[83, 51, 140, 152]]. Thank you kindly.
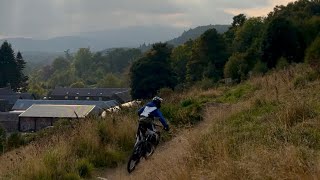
[[152, 96, 163, 108]]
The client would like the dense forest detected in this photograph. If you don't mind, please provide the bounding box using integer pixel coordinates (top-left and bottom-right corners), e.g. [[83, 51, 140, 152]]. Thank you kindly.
[[1, 0, 319, 100]]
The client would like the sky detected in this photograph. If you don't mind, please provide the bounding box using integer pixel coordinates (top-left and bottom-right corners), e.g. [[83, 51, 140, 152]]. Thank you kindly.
[[0, 0, 295, 39]]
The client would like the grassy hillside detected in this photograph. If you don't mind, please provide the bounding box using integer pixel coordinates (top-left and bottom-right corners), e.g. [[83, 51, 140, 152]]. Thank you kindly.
[[176, 64, 320, 179], [1, 64, 320, 179]]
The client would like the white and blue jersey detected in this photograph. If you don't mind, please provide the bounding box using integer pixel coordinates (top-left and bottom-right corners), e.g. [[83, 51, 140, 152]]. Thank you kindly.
[[138, 101, 168, 128]]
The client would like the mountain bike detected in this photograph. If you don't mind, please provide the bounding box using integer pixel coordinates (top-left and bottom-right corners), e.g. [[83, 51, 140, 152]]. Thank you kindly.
[[127, 122, 161, 173]]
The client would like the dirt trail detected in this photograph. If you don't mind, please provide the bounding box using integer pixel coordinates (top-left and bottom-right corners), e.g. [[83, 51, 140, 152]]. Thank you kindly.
[[94, 104, 232, 180]]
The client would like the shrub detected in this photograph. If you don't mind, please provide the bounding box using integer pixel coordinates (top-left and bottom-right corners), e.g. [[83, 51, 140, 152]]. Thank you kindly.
[[195, 78, 216, 90], [63, 173, 81, 180], [290, 123, 320, 150], [97, 121, 111, 144], [305, 36, 320, 72], [252, 60, 268, 75], [277, 101, 316, 128], [76, 159, 94, 178], [224, 53, 250, 81], [0, 126, 6, 153], [158, 88, 174, 98], [180, 98, 195, 107], [218, 83, 256, 103], [276, 57, 289, 70], [293, 70, 318, 88], [7, 133, 25, 150]]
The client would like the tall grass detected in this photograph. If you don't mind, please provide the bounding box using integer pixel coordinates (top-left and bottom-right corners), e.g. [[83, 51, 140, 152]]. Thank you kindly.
[[0, 112, 137, 179], [178, 64, 320, 179]]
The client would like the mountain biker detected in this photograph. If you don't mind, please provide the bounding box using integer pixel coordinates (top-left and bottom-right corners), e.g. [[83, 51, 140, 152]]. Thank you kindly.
[[135, 96, 169, 145]]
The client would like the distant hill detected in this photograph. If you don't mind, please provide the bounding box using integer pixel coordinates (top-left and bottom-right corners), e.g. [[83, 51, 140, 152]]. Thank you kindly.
[[139, 24, 229, 51], [0, 26, 184, 53], [167, 25, 229, 46]]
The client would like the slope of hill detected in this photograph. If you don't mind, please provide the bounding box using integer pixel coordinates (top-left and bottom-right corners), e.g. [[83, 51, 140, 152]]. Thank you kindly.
[[139, 24, 229, 51], [167, 24, 229, 46], [97, 64, 320, 179], [1, 64, 320, 179]]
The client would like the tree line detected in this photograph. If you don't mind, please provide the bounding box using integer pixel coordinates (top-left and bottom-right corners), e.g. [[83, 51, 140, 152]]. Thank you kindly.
[[28, 48, 142, 96], [130, 0, 320, 99]]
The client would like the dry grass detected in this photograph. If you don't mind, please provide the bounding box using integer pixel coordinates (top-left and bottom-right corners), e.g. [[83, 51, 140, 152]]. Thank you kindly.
[[175, 64, 320, 179], [2, 64, 320, 180], [0, 113, 136, 179]]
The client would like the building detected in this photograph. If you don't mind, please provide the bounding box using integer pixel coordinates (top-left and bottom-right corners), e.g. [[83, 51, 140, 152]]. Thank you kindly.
[[19, 104, 97, 132], [0, 87, 35, 112], [48, 87, 131, 102], [12, 99, 119, 111], [111, 90, 132, 104], [0, 111, 24, 133]]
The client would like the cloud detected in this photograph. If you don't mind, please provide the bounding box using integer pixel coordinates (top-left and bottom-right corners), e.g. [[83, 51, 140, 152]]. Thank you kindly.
[[0, 0, 293, 38], [224, 0, 295, 17]]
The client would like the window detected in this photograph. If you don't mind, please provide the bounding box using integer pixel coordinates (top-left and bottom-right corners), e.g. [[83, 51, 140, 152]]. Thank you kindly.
[[86, 97, 90, 100], [75, 97, 79, 100], [65, 96, 68, 99]]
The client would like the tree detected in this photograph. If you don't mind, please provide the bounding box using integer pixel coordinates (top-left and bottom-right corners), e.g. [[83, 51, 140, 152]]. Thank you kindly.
[[232, 14, 247, 28], [74, 48, 93, 78], [130, 43, 176, 99], [261, 17, 305, 68], [187, 28, 228, 82], [305, 36, 320, 72], [97, 73, 123, 88], [70, 81, 86, 88], [224, 53, 249, 81], [0, 41, 28, 91], [52, 57, 70, 72], [15, 51, 28, 91], [233, 17, 264, 53], [171, 40, 193, 84]]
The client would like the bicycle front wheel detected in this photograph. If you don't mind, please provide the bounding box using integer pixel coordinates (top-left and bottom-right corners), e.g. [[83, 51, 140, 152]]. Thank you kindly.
[[127, 154, 139, 173]]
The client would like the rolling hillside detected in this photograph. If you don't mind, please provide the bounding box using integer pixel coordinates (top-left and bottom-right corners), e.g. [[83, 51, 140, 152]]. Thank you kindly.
[[1, 64, 320, 179]]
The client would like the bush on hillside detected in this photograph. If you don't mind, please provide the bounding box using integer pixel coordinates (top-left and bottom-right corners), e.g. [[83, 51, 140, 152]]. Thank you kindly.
[[7, 133, 25, 150], [252, 60, 268, 75], [76, 159, 94, 178], [305, 36, 320, 72], [276, 57, 289, 70], [0, 126, 6, 153], [224, 53, 249, 81]]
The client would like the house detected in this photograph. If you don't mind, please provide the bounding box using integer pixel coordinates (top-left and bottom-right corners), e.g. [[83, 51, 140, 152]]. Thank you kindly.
[[0, 87, 35, 111], [12, 99, 119, 111], [19, 104, 97, 132], [0, 111, 24, 133], [111, 90, 132, 104], [48, 87, 131, 102]]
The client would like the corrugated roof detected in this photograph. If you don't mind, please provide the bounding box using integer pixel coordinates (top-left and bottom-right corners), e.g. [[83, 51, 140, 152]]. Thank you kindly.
[[12, 99, 119, 110], [19, 105, 95, 118], [50, 87, 130, 97], [112, 90, 131, 103]]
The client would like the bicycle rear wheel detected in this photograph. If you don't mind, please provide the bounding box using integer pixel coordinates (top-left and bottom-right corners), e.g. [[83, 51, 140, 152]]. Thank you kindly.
[[144, 141, 155, 158]]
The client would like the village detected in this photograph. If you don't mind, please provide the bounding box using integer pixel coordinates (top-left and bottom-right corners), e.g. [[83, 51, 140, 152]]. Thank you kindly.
[[0, 87, 138, 133]]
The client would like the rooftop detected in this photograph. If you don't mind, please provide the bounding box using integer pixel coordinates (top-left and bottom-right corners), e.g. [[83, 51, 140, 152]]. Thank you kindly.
[[12, 99, 119, 111], [19, 104, 96, 118], [50, 87, 130, 97]]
